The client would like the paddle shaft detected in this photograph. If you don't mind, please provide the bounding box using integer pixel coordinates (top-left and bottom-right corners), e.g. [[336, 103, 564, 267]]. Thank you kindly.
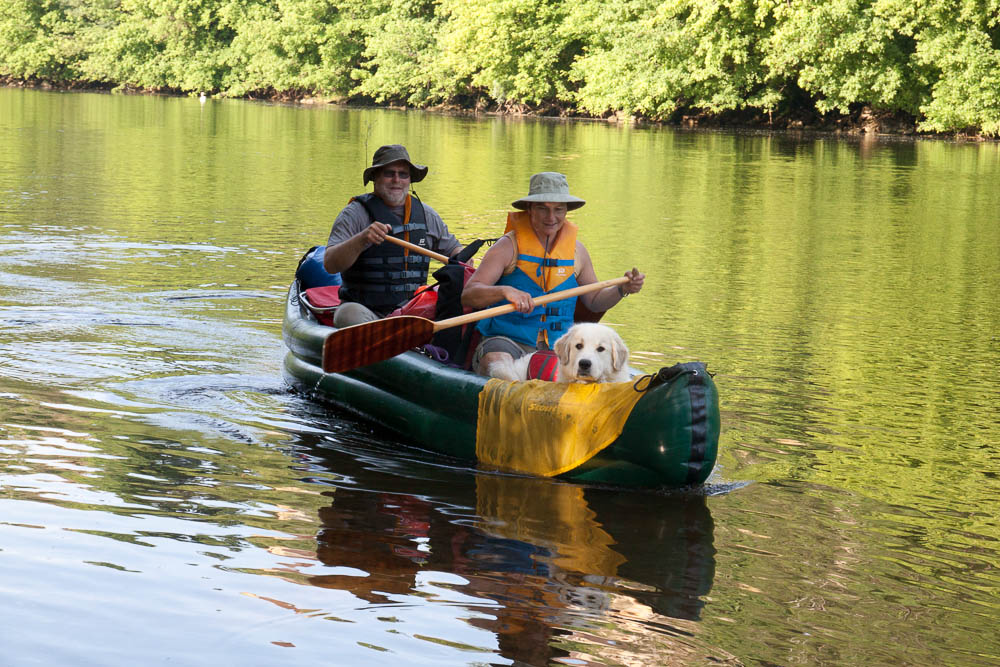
[[382, 234, 450, 263], [431, 276, 629, 333], [322, 275, 629, 373]]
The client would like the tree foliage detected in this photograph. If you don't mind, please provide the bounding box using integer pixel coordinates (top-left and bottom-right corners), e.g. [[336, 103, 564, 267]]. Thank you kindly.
[[1, 0, 998, 134], [570, 0, 784, 119], [348, 0, 446, 105], [436, 0, 584, 107]]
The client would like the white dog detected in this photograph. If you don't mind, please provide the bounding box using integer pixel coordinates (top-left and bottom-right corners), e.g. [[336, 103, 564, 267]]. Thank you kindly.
[[487, 323, 631, 383]]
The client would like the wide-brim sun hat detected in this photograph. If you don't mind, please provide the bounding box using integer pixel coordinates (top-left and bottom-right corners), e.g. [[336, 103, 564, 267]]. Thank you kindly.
[[511, 172, 586, 211], [362, 144, 429, 185]]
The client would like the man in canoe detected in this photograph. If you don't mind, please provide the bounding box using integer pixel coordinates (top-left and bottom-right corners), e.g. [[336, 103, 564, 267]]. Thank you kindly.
[[461, 171, 645, 375], [323, 144, 464, 327]]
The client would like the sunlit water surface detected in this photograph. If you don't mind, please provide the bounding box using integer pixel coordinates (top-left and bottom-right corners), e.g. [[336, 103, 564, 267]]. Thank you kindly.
[[1, 88, 998, 666]]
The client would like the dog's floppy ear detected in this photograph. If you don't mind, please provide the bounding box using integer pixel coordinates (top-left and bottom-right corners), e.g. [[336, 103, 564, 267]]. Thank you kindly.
[[610, 330, 629, 371], [554, 331, 572, 365]]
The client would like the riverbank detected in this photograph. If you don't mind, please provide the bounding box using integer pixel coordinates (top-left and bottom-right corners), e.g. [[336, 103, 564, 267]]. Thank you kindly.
[[4, 76, 992, 142]]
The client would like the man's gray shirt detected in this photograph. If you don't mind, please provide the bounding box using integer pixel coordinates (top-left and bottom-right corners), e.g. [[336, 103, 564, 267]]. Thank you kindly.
[[327, 200, 461, 256]]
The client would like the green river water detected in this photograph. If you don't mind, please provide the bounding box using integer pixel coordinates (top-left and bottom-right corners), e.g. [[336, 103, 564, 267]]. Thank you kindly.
[[1, 87, 999, 665]]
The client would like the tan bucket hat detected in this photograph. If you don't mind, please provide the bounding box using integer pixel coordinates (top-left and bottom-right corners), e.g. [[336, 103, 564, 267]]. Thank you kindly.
[[362, 144, 429, 185], [511, 172, 586, 210]]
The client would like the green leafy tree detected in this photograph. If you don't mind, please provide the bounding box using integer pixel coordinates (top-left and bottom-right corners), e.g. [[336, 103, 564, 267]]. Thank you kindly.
[[913, 1, 1000, 134], [347, 0, 448, 105], [3, 0, 1000, 134], [83, 0, 237, 91], [571, 0, 783, 119], [434, 0, 584, 108], [0, 0, 116, 81], [222, 0, 360, 97], [761, 0, 932, 115]]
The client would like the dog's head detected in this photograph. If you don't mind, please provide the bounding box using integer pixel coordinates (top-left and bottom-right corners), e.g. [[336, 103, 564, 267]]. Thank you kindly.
[[553, 323, 629, 383]]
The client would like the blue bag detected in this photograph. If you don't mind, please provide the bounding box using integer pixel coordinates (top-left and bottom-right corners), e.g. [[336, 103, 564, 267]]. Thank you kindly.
[[295, 245, 342, 288]]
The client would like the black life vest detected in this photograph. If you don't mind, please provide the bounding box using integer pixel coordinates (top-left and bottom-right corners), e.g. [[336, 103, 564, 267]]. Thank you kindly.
[[339, 193, 432, 316]]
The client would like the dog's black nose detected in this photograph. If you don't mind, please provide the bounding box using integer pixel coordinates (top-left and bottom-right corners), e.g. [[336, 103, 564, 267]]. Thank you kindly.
[[578, 359, 591, 371]]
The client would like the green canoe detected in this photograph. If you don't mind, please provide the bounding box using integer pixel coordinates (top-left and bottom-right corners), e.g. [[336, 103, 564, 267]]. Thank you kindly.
[[282, 281, 720, 489]]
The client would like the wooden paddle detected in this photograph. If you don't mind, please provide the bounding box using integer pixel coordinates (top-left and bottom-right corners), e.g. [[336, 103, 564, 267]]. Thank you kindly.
[[322, 276, 629, 373], [383, 234, 450, 263]]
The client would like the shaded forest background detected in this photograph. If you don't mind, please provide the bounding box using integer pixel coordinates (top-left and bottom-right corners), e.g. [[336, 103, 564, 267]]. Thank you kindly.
[[2, 0, 999, 135]]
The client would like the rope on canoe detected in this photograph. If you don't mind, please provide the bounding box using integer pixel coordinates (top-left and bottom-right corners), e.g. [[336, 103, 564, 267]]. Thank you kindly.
[[633, 363, 714, 393]]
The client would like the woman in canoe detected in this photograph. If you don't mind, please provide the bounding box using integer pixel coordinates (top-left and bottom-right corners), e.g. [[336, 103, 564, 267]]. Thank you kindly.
[[461, 172, 645, 376]]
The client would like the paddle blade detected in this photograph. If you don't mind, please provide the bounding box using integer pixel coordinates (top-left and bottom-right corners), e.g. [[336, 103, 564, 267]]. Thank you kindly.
[[322, 316, 435, 373]]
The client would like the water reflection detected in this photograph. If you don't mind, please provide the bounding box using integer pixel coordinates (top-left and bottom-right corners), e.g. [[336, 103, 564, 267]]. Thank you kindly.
[[296, 438, 721, 664]]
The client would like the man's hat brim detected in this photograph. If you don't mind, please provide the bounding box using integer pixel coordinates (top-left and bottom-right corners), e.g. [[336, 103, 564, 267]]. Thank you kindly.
[[363, 144, 428, 185]]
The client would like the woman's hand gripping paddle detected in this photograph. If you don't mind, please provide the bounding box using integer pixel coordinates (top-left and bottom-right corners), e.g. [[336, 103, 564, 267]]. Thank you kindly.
[[321, 276, 629, 373]]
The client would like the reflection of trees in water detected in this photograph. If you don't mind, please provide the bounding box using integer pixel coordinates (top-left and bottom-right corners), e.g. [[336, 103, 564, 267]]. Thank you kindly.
[[298, 461, 727, 665]]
